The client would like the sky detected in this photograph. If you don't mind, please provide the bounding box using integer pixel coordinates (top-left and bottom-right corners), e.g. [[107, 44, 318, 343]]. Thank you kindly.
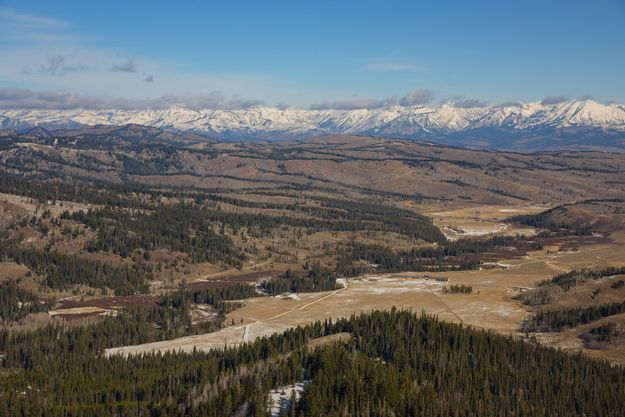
[[0, 0, 624, 110]]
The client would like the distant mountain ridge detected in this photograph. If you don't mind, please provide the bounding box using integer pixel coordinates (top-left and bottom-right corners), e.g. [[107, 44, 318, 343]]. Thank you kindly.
[[1, 99, 625, 150]]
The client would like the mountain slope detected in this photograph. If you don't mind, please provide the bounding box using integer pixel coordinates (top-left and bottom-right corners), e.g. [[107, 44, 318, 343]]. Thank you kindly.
[[2, 99, 625, 150]]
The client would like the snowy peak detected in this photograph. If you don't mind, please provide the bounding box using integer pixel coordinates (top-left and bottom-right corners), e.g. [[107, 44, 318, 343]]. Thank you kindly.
[[1, 99, 624, 143], [545, 99, 625, 127]]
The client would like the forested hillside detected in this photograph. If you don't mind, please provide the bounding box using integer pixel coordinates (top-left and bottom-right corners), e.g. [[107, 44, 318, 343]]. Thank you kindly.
[[1, 310, 624, 416]]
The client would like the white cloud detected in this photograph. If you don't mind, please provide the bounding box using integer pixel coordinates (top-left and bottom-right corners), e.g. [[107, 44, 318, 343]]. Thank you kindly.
[[0, 8, 87, 43], [0, 8, 65, 29]]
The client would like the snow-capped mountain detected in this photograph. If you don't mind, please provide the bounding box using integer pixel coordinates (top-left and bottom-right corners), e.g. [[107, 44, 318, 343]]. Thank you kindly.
[[1, 99, 625, 146]]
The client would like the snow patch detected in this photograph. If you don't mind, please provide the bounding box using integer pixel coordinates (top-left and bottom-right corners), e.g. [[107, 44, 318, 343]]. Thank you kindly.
[[276, 292, 301, 301], [268, 382, 306, 417]]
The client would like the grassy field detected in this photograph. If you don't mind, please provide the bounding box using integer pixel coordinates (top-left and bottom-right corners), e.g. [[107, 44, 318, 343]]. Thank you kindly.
[[106, 221, 625, 364]]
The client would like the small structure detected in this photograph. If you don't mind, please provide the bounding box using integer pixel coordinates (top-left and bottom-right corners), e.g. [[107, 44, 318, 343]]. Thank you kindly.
[[435, 276, 449, 282]]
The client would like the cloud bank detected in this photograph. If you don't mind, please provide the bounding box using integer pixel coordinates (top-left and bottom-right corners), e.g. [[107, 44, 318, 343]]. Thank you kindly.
[[0, 88, 264, 110], [311, 89, 435, 110], [0, 88, 591, 112], [399, 90, 435, 106], [540, 95, 568, 105], [451, 98, 488, 108]]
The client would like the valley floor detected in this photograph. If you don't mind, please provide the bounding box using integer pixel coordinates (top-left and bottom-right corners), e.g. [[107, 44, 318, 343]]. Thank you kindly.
[[107, 228, 625, 364]]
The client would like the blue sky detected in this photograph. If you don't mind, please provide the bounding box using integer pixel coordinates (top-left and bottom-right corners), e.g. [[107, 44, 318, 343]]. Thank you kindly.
[[0, 0, 624, 109]]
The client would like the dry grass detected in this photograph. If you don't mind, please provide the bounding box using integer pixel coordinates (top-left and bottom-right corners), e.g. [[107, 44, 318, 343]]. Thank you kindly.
[[104, 230, 625, 364]]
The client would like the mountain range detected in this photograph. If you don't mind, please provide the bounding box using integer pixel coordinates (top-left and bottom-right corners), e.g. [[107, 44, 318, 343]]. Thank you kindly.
[[2, 99, 625, 151]]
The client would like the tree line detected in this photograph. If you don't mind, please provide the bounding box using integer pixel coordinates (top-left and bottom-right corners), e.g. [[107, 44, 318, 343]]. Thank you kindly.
[[527, 300, 625, 332], [537, 266, 625, 290], [333, 236, 537, 277], [443, 284, 473, 294]]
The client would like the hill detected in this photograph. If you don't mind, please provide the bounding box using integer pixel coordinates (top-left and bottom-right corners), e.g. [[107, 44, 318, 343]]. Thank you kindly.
[[1, 128, 625, 206]]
